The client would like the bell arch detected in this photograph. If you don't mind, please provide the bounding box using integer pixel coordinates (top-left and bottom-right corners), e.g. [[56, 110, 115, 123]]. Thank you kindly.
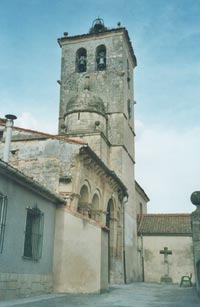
[[76, 48, 87, 73], [96, 45, 106, 71]]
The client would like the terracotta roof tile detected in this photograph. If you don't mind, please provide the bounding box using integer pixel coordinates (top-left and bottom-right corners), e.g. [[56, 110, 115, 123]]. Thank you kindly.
[[0, 123, 87, 145], [138, 214, 192, 235], [0, 118, 6, 124]]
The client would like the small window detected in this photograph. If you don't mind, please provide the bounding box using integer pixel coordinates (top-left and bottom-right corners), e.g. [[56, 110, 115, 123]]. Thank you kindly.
[[23, 207, 44, 261], [140, 203, 143, 216], [96, 45, 106, 71], [127, 99, 131, 119], [0, 130, 3, 139], [127, 59, 130, 89], [76, 48, 87, 73], [0, 193, 7, 253]]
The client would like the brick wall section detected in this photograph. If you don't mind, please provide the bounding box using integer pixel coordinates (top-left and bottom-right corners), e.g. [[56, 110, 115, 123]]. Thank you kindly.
[[0, 273, 53, 300]]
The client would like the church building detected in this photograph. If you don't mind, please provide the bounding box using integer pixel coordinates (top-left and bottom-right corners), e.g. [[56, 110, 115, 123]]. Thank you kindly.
[[0, 19, 149, 299], [57, 17, 141, 283], [0, 19, 198, 300]]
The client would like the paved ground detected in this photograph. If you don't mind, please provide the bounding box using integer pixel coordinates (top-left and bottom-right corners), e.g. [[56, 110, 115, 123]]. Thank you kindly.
[[0, 283, 199, 307]]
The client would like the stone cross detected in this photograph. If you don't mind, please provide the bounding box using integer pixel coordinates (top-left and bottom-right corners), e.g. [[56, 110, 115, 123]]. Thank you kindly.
[[160, 247, 172, 283], [160, 247, 172, 263]]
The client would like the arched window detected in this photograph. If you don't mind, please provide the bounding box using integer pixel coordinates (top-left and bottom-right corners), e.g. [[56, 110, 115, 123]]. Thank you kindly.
[[106, 199, 114, 228], [76, 48, 87, 73], [90, 193, 100, 221], [96, 45, 106, 71], [92, 194, 99, 210]]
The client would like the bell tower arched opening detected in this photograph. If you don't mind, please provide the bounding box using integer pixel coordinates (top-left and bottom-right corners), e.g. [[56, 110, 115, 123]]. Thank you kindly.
[[96, 45, 106, 71], [76, 48, 87, 73], [58, 21, 138, 284]]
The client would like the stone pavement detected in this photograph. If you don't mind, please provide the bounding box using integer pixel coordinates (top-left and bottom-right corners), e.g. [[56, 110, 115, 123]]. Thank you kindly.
[[0, 283, 199, 307]]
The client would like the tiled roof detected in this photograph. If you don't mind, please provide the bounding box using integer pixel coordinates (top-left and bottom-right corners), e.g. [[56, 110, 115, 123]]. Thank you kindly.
[[0, 118, 6, 124], [1, 122, 128, 198], [138, 214, 192, 236], [0, 122, 87, 145]]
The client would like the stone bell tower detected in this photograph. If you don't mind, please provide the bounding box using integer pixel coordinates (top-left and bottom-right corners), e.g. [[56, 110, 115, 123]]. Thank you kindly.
[[58, 18, 136, 167], [58, 19, 139, 282]]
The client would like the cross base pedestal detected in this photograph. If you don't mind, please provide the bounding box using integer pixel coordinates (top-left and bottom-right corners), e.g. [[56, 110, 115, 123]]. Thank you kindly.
[[160, 276, 173, 283]]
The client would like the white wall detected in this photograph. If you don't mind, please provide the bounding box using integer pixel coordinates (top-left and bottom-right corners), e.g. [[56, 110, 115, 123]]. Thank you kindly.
[[53, 208, 108, 293], [142, 236, 194, 284]]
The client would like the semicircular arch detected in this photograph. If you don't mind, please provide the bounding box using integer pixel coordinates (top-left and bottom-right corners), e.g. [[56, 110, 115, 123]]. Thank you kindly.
[[92, 193, 100, 210], [77, 180, 91, 216]]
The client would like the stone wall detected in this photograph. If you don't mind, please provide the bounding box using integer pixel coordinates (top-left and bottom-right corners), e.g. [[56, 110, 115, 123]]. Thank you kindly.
[[101, 229, 109, 290], [0, 162, 58, 300], [53, 208, 108, 293], [75, 149, 125, 284], [0, 137, 80, 195], [59, 31, 134, 130], [135, 185, 148, 216], [58, 28, 140, 283], [59, 30, 135, 168], [65, 112, 107, 137], [61, 133, 110, 170], [110, 144, 137, 282], [0, 273, 53, 300], [0, 132, 125, 288]]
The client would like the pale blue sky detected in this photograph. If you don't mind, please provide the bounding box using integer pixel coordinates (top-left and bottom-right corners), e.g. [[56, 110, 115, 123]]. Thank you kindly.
[[0, 0, 200, 213]]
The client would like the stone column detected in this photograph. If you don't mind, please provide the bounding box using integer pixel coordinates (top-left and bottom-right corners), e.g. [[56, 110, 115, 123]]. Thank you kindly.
[[191, 191, 200, 295]]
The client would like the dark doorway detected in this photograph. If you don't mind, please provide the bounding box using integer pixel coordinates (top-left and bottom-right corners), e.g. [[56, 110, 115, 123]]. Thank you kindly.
[[197, 260, 200, 286], [106, 199, 114, 283]]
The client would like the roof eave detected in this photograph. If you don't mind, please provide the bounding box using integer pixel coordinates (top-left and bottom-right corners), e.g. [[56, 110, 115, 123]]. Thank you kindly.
[[138, 232, 192, 237], [80, 146, 128, 197], [135, 180, 150, 202]]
